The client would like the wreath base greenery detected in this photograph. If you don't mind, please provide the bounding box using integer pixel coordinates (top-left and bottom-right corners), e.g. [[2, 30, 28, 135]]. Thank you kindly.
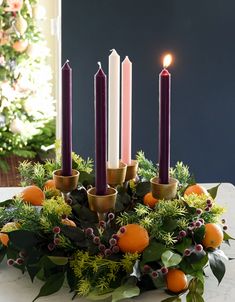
[[0, 152, 234, 302]]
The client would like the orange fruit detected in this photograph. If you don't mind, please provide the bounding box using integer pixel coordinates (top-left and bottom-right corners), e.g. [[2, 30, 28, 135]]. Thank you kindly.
[[20, 185, 45, 206], [0, 222, 20, 246], [143, 192, 158, 208], [202, 223, 223, 249], [44, 179, 56, 190], [0, 233, 9, 246], [166, 269, 188, 293], [184, 184, 208, 197], [62, 218, 76, 227], [117, 224, 149, 253], [12, 40, 28, 52]]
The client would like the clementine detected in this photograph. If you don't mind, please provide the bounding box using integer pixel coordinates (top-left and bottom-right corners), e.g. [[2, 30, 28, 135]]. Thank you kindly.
[[62, 218, 76, 227], [20, 185, 45, 206], [202, 223, 223, 249], [117, 224, 149, 253], [0, 222, 20, 246], [12, 40, 28, 52], [143, 192, 158, 208], [184, 184, 208, 197], [44, 179, 56, 190], [166, 269, 188, 293]]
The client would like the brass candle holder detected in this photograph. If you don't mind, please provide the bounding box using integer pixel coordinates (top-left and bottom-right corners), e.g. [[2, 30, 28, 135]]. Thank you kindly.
[[150, 177, 178, 200], [53, 169, 80, 203], [107, 161, 127, 187], [125, 160, 138, 182], [87, 187, 117, 221]]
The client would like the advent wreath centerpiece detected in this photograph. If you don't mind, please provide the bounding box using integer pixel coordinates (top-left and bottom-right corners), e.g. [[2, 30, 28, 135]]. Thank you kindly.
[[0, 151, 234, 302]]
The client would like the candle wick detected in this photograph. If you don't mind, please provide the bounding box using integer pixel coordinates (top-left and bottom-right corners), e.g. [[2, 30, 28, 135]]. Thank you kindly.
[[97, 61, 102, 69]]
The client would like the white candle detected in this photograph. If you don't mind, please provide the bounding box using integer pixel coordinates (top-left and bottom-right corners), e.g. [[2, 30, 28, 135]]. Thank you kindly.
[[121, 56, 132, 165], [108, 49, 120, 169]]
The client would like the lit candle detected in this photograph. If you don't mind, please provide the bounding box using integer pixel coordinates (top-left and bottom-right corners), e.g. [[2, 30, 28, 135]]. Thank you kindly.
[[61, 60, 72, 176], [159, 54, 172, 184], [121, 56, 132, 166], [108, 49, 120, 169], [95, 62, 107, 195]]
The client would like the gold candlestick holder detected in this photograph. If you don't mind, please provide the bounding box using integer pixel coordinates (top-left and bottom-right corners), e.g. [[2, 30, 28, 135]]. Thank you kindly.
[[125, 160, 138, 182], [53, 169, 80, 203], [87, 187, 117, 221], [107, 161, 127, 187], [150, 177, 178, 200]]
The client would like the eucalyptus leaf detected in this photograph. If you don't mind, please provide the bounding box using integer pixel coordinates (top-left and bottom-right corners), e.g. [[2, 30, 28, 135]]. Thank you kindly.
[[207, 184, 220, 199], [33, 272, 65, 302], [112, 281, 140, 302], [161, 250, 182, 268], [87, 290, 112, 301], [208, 251, 226, 284]]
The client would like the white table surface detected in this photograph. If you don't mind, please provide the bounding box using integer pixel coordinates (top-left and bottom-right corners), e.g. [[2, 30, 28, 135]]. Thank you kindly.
[[0, 184, 235, 302]]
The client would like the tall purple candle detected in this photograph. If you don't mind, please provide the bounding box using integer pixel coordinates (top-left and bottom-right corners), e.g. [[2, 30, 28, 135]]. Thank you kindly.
[[159, 55, 172, 184], [61, 60, 72, 176], [95, 63, 107, 195]]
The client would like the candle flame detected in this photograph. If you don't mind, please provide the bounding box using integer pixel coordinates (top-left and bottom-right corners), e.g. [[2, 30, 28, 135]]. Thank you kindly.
[[163, 54, 172, 68]]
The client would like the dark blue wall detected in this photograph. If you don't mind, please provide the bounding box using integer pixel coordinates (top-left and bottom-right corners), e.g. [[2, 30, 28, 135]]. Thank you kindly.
[[62, 0, 235, 184]]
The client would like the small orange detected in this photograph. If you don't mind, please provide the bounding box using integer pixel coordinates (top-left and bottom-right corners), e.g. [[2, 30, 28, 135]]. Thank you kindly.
[[166, 269, 188, 293], [143, 192, 159, 208], [117, 224, 149, 253], [202, 223, 223, 249], [12, 40, 28, 52], [62, 218, 76, 227], [44, 179, 56, 190], [184, 184, 208, 197], [20, 185, 45, 206], [0, 222, 20, 246]]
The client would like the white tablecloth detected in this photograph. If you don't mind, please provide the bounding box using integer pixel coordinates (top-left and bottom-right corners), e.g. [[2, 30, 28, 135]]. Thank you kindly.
[[0, 184, 235, 302]]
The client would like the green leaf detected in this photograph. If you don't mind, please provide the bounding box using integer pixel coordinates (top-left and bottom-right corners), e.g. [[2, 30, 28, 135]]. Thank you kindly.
[[175, 237, 192, 254], [207, 184, 220, 199], [162, 218, 178, 232], [161, 250, 182, 268], [112, 280, 140, 302], [79, 171, 95, 187], [188, 278, 204, 295], [208, 251, 226, 284], [223, 231, 235, 241], [8, 230, 39, 250], [161, 297, 181, 302], [61, 225, 87, 247], [0, 246, 6, 263], [135, 182, 151, 197], [142, 240, 167, 263], [193, 225, 205, 244], [87, 290, 112, 301], [33, 272, 65, 302], [47, 256, 68, 266], [186, 292, 204, 302], [0, 199, 15, 207]]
